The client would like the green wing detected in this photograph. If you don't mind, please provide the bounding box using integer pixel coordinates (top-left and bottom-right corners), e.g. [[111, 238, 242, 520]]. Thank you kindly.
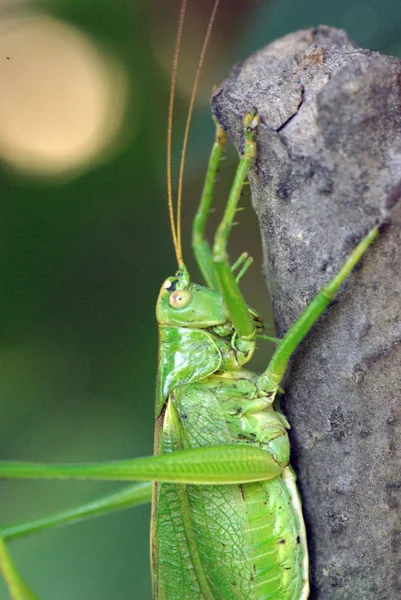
[[153, 384, 254, 600], [155, 326, 221, 416]]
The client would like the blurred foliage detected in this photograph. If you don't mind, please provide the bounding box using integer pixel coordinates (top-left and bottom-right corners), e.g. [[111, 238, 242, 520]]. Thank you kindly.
[[0, 0, 400, 598]]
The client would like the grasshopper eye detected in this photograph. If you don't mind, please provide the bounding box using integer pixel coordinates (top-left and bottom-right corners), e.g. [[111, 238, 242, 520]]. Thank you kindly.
[[169, 289, 192, 309]]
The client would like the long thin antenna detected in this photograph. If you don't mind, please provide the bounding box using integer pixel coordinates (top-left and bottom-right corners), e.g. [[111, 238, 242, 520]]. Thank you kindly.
[[176, 0, 221, 259], [167, 0, 187, 266]]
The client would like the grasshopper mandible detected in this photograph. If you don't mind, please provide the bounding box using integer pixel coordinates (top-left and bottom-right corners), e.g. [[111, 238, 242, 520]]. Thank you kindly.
[[0, 1, 382, 598]]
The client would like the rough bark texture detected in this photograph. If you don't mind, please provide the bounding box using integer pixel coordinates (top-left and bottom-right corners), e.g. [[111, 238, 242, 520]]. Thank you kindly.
[[212, 26, 401, 600]]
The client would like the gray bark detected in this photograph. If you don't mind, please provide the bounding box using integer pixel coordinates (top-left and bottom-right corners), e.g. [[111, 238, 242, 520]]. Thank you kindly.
[[212, 27, 401, 600]]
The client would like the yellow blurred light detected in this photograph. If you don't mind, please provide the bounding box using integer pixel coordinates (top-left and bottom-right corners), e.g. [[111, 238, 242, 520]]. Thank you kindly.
[[0, 13, 129, 178]]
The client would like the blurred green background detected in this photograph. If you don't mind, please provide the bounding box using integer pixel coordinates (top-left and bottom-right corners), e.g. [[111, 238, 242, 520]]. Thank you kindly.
[[0, 0, 400, 598]]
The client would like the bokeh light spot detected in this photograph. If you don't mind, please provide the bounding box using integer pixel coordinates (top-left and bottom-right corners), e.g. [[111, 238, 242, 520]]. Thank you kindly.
[[0, 13, 129, 178]]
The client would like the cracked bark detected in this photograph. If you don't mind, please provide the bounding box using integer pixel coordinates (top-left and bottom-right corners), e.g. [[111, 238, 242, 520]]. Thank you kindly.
[[212, 27, 401, 600]]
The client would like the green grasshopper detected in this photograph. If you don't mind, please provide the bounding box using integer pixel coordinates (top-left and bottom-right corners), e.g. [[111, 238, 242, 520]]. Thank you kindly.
[[0, 1, 381, 598]]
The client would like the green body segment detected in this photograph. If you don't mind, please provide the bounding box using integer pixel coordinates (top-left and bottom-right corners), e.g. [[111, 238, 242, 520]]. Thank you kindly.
[[153, 356, 308, 599], [243, 474, 307, 599]]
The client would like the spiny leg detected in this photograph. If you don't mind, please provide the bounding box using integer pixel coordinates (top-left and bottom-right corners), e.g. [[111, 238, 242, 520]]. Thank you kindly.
[[258, 225, 380, 393], [212, 112, 260, 340], [0, 444, 282, 485], [192, 118, 226, 289]]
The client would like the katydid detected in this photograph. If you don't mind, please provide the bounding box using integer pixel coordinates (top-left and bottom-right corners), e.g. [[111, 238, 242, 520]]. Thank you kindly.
[[0, 1, 383, 599]]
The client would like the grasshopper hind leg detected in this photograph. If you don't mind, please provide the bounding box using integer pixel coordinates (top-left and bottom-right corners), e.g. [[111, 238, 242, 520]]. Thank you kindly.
[[258, 225, 380, 394]]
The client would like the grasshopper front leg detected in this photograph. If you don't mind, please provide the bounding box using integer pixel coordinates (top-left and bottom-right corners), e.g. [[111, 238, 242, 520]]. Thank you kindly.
[[211, 112, 260, 342]]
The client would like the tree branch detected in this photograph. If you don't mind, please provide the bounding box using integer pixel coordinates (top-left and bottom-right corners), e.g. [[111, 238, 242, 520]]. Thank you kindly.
[[213, 26, 401, 600]]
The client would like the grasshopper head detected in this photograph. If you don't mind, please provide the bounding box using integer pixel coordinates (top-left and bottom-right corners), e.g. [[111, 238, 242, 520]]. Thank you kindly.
[[156, 266, 227, 328]]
